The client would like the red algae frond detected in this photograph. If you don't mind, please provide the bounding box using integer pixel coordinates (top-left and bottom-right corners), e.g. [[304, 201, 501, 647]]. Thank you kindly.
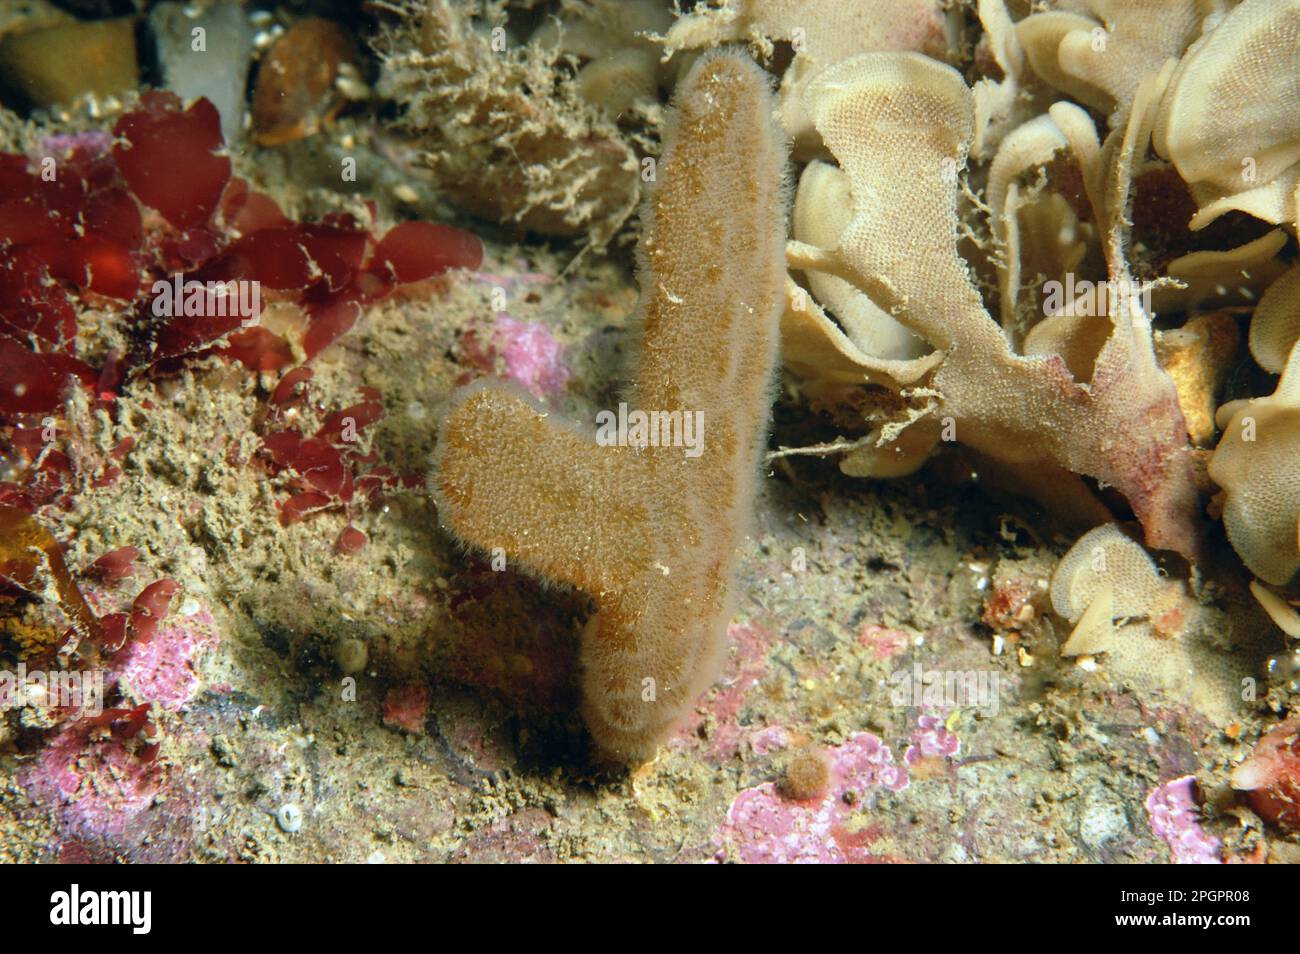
[[0, 90, 483, 425], [1232, 717, 1300, 833], [431, 51, 789, 761]]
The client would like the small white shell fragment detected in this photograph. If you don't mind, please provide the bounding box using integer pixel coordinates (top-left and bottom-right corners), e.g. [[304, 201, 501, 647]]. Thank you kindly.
[[276, 804, 303, 833]]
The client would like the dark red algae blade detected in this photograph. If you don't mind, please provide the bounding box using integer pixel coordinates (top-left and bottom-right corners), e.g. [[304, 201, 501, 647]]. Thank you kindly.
[[0, 335, 96, 414], [112, 92, 230, 230]]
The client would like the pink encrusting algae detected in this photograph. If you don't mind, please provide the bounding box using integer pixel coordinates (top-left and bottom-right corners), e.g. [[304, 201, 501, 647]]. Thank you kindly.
[[715, 729, 925, 864], [382, 683, 432, 735], [455, 314, 570, 399], [904, 713, 961, 765], [859, 624, 911, 662], [110, 602, 218, 711], [676, 622, 776, 762], [492, 317, 570, 399], [19, 722, 165, 842], [1144, 776, 1222, 864], [16, 597, 217, 852]]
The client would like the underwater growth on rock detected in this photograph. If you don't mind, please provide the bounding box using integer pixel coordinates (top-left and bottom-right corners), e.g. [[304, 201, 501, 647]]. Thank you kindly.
[[0, 0, 1299, 869]]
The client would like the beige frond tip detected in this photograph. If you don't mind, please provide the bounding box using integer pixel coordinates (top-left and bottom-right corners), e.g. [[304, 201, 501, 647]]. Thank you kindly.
[[1208, 344, 1300, 585], [1060, 583, 1117, 657], [1050, 524, 1165, 622], [1250, 264, 1300, 375], [1249, 580, 1300, 639], [1156, 0, 1300, 223]]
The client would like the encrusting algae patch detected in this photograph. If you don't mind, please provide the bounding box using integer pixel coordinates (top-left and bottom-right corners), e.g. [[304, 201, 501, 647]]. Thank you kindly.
[[431, 51, 788, 761]]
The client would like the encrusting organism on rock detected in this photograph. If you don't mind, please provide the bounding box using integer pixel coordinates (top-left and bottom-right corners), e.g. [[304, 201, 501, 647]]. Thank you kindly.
[[1232, 716, 1300, 833], [430, 50, 788, 761], [783, 51, 1202, 561], [659, 0, 955, 156], [377, 0, 655, 250], [1209, 342, 1300, 586], [1050, 523, 1167, 656]]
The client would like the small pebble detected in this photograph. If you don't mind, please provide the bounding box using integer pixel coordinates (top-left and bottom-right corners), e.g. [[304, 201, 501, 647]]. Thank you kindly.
[[251, 17, 356, 146], [335, 637, 368, 675]]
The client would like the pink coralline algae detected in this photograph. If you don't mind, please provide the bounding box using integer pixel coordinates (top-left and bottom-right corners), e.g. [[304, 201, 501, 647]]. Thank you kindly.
[[716, 715, 969, 863], [904, 713, 961, 765], [109, 601, 217, 711], [748, 725, 792, 756], [1145, 776, 1222, 865], [677, 622, 773, 761], [494, 317, 569, 398], [36, 131, 115, 160], [456, 315, 569, 399], [19, 719, 165, 844], [382, 683, 431, 735], [715, 732, 910, 864], [17, 597, 217, 855], [859, 624, 910, 661]]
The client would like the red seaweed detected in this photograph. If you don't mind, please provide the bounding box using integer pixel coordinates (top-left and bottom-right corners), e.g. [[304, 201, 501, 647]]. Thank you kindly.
[[3, 92, 478, 566], [0, 505, 178, 664], [85, 546, 139, 583], [371, 221, 484, 282], [219, 177, 290, 236], [270, 366, 313, 407], [3, 92, 480, 407], [97, 612, 130, 654], [221, 326, 294, 373], [0, 335, 96, 414], [301, 288, 363, 360], [317, 391, 383, 443], [112, 92, 230, 229], [257, 381, 402, 525], [279, 490, 334, 525], [335, 524, 367, 555], [129, 578, 179, 643]]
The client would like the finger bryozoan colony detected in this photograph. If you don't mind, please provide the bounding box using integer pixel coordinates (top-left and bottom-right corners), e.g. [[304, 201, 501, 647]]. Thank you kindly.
[[430, 51, 789, 761]]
